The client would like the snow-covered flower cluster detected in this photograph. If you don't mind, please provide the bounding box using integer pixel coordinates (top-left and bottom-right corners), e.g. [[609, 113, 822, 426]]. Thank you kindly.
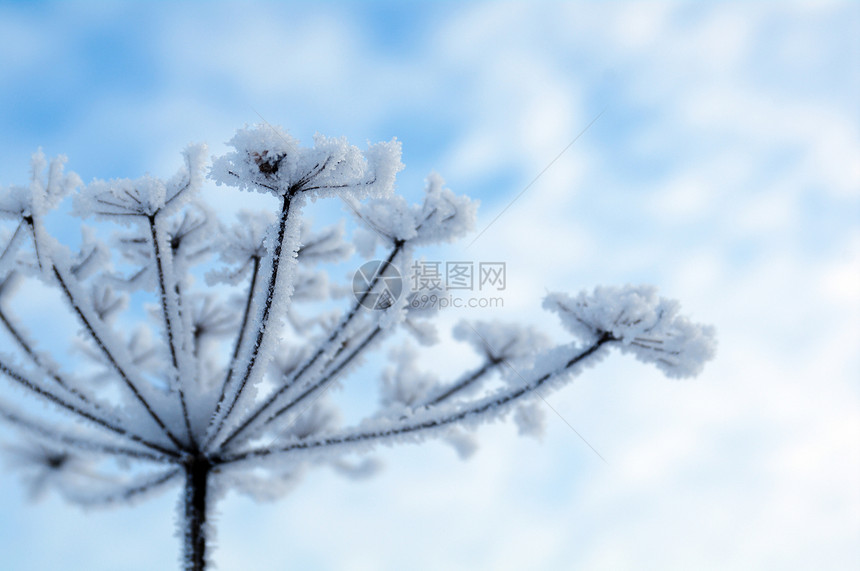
[[0, 125, 715, 571], [210, 125, 403, 200], [0, 150, 81, 219], [352, 172, 478, 254], [544, 285, 717, 378], [74, 144, 207, 219]]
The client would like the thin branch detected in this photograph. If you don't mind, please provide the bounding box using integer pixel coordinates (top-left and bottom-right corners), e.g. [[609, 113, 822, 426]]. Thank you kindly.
[[164, 175, 192, 209], [118, 468, 182, 501], [213, 242, 404, 451], [23, 216, 44, 270], [0, 220, 26, 267], [421, 358, 503, 407], [206, 192, 296, 446], [205, 256, 260, 442], [420, 337, 520, 408], [221, 334, 614, 464], [72, 468, 182, 506], [300, 175, 377, 193], [0, 305, 101, 410], [231, 325, 385, 450], [52, 265, 185, 450], [148, 214, 195, 448], [0, 405, 170, 463], [0, 356, 180, 458], [226, 170, 278, 193]]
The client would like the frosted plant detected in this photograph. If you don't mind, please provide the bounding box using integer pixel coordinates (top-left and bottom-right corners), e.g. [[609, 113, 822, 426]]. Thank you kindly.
[[0, 125, 716, 570]]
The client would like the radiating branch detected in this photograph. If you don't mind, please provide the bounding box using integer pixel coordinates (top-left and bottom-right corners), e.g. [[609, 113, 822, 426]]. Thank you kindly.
[[221, 334, 615, 464], [69, 468, 182, 506], [0, 305, 102, 410], [148, 214, 195, 448], [52, 265, 185, 450], [213, 242, 404, 451], [0, 404, 171, 463], [0, 356, 180, 458], [421, 358, 504, 407], [228, 325, 385, 450], [205, 256, 260, 442], [206, 192, 297, 446]]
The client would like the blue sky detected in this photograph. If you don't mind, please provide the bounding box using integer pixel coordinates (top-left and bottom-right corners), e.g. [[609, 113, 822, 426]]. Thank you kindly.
[[1, 2, 858, 570]]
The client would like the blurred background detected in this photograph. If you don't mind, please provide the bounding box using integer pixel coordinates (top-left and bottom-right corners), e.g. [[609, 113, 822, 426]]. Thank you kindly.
[[0, 2, 858, 569]]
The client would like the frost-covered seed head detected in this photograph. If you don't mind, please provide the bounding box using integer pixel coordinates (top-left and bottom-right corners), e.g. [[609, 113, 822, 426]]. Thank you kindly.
[[544, 285, 717, 378], [73, 144, 207, 221], [351, 173, 478, 251], [209, 124, 403, 200]]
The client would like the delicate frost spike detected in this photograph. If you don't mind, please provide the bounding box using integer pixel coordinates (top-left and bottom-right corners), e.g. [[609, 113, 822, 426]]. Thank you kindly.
[[209, 124, 403, 200], [361, 138, 405, 199], [349, 172, 478, 249], [544, 286, 717, 378], [0, 151, 81, 220]]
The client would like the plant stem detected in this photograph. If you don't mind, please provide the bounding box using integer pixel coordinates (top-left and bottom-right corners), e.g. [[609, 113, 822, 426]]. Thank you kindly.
[[183, 456, 212, 571]]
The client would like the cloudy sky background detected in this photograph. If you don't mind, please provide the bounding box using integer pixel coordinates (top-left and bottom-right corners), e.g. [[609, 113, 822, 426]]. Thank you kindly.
[[0, 2, 858, 570]]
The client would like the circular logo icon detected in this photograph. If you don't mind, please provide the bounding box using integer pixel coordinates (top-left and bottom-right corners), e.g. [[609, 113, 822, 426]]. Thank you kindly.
[[352, 260, 403, 310]]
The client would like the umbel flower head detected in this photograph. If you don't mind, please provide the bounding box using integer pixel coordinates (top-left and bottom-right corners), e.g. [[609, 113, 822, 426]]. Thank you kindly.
[[73, 144, 207, 220], [209, 124, 403, 200], [0, 124, 715, 571], [544, 285, 717, 378], [0, 150, 81, 220], [351, 172, 478, 252]]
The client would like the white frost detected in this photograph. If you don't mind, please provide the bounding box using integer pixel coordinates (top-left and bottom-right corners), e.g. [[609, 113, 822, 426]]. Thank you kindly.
[[0, 128, 716, 569], [350, 172, 478, 249], [210, 124, 403, 201], [544, 285, 717, 378]]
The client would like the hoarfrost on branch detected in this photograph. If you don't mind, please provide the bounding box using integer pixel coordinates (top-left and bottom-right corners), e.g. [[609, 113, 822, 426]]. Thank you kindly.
[[0, 125, 716, 570]]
